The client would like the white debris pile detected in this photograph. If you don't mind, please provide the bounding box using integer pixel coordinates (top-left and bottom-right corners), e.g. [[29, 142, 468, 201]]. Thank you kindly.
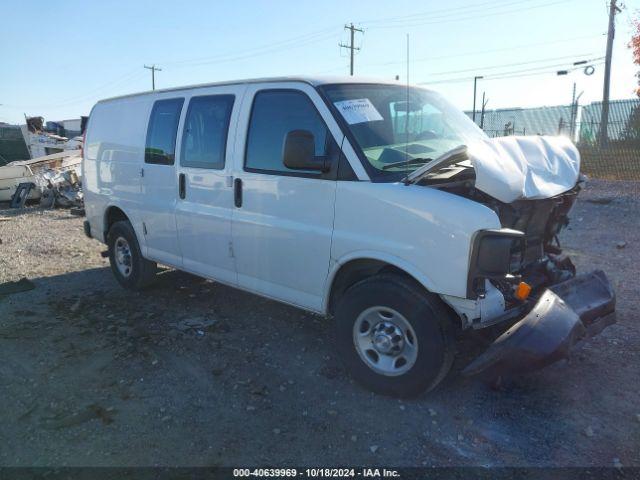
[[35, 168, 83, 209]]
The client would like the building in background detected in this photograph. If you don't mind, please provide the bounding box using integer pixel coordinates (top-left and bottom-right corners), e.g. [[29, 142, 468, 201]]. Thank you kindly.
[[0, 115, 87, 166], [465, 105, 574, 138], [466, 99, 640, 145]]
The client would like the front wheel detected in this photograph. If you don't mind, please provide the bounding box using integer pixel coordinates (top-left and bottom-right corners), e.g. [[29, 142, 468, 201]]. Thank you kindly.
[[334, 274, 455, 397]]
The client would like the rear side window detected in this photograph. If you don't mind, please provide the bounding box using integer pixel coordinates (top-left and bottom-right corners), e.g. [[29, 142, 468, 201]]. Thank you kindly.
[[145, 98, 184, 165], [181, 95, 234, 169], [245, 90, 329, 174]]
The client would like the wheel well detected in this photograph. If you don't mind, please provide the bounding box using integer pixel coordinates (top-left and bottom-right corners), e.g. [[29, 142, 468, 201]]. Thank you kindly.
[[104, 206, 129, 237], [327, 259, 463, 333], [327, 259, 418, 316]]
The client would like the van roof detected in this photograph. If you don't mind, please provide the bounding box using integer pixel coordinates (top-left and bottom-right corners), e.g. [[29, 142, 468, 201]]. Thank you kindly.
[[98, 75, 432, 103]]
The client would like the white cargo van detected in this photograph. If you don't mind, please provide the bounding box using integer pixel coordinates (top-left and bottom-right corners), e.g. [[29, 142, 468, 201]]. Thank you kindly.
[[83, 76, 615, 396]]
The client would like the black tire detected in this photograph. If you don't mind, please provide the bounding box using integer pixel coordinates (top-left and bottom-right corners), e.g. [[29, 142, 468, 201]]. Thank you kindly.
[[334, 273, 456, 397], [106, 220, 157, 290]]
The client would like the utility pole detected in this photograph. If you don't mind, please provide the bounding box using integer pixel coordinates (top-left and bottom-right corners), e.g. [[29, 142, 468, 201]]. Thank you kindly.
[[480, 92, 488, 129], [144, 64, 162, 90], [404, 34, 410, 158], [339, 23, 364, 76], [569, 82, 577, 138], [599, 0, 621, 148], [472, 75, 483, 123]]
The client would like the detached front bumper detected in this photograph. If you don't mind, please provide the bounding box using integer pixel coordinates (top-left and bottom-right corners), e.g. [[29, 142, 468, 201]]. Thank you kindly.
[[463, 270, 615, 379]]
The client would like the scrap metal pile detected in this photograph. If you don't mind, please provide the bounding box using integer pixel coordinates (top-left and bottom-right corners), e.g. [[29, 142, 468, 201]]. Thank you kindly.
[[36, 168, 83, 209], [0, 151, 83, 210]]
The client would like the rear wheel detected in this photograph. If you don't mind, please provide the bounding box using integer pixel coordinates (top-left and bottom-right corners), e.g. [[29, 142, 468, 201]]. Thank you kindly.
[[334, 273, 455, 397], [106, 220, 157, 290]]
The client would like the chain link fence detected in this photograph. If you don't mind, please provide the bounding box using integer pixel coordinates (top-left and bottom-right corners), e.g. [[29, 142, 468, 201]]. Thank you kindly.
[[467, 98, 640, 181]]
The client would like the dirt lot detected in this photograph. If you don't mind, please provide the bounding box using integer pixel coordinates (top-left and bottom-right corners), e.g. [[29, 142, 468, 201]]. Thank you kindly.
[[0, 179, 639, 468]]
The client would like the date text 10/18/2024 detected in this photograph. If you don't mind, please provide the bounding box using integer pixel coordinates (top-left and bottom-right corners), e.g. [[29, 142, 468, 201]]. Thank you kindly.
[[233, 468, 401, 478]]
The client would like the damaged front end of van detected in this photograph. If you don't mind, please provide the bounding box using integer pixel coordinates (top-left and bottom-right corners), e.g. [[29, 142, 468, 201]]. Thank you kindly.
[[409, 135, 616, 381]]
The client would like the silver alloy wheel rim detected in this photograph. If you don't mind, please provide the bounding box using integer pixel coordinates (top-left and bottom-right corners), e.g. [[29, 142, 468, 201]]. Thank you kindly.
[[114, 236, 133, 278], [352, 306, 418, 376]]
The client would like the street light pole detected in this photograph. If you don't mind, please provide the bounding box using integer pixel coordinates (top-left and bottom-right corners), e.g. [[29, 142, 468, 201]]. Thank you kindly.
[[557, 60, 593, 140], [472, 76, 483, 123]]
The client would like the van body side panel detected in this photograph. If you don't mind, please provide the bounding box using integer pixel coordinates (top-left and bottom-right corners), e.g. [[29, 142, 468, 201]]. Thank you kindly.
[[139, 95, 185, 267], [330, 182, 502, 299], [83, 97, 149, 245], [174, 85, 248, 286], [229, 82, 339, 312], [232, 174, 337, 310]]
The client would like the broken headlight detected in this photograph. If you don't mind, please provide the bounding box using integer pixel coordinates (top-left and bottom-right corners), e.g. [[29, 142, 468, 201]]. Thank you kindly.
[[467, 228, 525, 298]]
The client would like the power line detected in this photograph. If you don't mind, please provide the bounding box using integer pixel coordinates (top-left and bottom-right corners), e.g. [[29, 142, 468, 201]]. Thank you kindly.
[[422, 60, 605, 85], [315, 34, 601, 75], [2, 0, 605, 114], [361, 0, 543, 25], [2, 70, 147, 109], [133, 1, 571, 74], [422, 56, 603, 82], [147, 4, 552, 74], [365, 0, 574, 30], [51, 71, 147, 107], [1, 27, 341, 111], [160, 27, 340, 68], [46, 70, 143, 106], [339, 23, 364, 76], [485, 61, 605, 80], [427, 53, 600, 77], [24, 29, 339, 108], [356, 33, 604, 69], [160, 32, 337, 72], [359, 0, 507, 23]]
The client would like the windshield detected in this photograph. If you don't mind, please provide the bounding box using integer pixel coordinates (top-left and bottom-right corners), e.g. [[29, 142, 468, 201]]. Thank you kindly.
[[320, 83, 488, 180]]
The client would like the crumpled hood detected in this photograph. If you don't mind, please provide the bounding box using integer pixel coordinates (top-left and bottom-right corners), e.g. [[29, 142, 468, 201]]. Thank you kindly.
[[467, 135, 580, 203]]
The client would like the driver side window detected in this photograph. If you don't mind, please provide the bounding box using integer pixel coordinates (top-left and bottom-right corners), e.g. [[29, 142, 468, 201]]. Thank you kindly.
[[245, 90, 330, 175]]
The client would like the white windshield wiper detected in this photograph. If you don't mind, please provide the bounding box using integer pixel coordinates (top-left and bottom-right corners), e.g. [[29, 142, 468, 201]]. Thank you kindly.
[[381, 157, 433, 170], [401, 145, 468, 185]]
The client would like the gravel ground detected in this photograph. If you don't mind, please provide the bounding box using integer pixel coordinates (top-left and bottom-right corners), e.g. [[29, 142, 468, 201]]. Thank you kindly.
[[0, 179, 638, 467]]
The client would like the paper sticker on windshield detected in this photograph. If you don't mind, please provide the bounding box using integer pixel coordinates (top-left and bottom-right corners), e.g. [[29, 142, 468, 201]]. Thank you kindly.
[[334, 98, 383, 125]]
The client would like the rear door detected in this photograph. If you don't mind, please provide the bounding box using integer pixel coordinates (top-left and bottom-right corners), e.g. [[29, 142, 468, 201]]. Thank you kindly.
[[230, 83, 342, 311], [174, 86, 244, 285], [140, 97, 185, 266]]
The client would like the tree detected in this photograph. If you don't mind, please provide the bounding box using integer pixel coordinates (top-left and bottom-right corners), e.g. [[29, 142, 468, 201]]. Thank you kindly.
[[631, 17, 640, 97]]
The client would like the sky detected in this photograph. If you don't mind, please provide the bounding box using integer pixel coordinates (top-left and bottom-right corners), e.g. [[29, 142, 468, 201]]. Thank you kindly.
[[0, 0, 637, 124]]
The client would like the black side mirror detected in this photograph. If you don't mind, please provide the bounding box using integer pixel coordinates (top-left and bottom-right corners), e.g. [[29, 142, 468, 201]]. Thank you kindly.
[[283, 130, 328, 172]]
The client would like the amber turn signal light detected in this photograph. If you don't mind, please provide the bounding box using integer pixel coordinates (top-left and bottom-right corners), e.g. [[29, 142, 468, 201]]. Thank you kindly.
[[515, 281, 532, 301]]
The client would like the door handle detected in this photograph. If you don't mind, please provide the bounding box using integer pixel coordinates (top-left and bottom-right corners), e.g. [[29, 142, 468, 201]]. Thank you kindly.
[[179, 173, 186, 199], [234, 178, 242, 208]]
